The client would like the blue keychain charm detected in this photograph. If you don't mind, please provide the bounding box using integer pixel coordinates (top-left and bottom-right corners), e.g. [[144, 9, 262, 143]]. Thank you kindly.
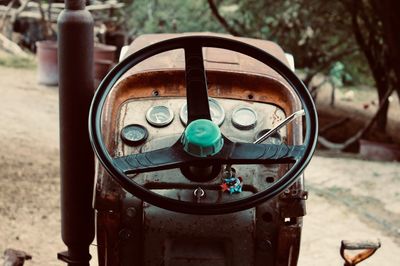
[[220, 176, 243, 194]]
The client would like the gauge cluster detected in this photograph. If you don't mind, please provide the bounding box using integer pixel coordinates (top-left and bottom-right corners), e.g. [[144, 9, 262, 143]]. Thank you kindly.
[[117, 97, 286, 153], [180, 98, 225, 126]]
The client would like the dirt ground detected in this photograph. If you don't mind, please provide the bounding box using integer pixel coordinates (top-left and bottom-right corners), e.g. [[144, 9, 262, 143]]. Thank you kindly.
[[0, 65, 399, 265]]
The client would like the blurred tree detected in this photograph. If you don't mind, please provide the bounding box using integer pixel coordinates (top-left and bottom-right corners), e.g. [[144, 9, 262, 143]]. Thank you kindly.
[[342, 0, 399, 130], [126, 0, 399, 132], [126, 0, 224, 37], [127, 0, 362, 87], [207, 0, 399, 132], [207, 0, 359, 86]]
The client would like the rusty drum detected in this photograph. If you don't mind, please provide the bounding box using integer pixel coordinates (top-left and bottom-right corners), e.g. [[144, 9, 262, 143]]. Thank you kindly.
[[36, 40, 58, 86]]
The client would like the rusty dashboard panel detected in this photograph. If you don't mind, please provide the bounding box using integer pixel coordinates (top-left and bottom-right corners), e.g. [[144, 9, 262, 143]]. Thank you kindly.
[[116, 98, 286, 156], [101, 70, 302, 154], [111, 97, 288, 202]]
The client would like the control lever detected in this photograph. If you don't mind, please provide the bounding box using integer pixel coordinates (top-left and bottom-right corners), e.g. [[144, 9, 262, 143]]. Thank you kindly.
[[224, 109, 305, 175], [254, 109, 305, 144]]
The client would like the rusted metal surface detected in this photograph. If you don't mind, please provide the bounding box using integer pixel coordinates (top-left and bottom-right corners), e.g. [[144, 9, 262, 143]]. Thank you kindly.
[[279, 189, 308, 218], [57, 0, 94, 265], [94, 43, 117, 62], [3, 249, 32, 266], [275, 224, 302, 266], [93, 43, 116, 87], [96, 210, 121, 265], [93, 43, 115, 83], [122, 33, 291, 83], [103, 70, 301, 151], [142, 206, 255, 266], [340, 240, 381, 266], [95, 194, 144, 266], [94, 33, 306, 265], [36, 40, 58, 86], [94, 59, 113, 88], [35, 41, 116, 87]]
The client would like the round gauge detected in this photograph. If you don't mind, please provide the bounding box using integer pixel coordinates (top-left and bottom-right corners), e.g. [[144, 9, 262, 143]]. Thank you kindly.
[[121, 124, 148, 146], [231, 106, 257, 130], [180, 98, 225, 126], [255, 129, 282, 145], [146, 105, 174, 127]]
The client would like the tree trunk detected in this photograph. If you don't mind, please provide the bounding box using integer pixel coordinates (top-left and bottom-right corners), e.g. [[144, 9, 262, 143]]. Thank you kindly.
[[348, 0, 391, 132], [376, 86, 389, 130], [372, 0, 400, 100]]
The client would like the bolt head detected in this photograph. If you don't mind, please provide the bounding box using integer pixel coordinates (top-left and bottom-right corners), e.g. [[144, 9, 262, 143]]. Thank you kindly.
[[126, 207, 137, 218]]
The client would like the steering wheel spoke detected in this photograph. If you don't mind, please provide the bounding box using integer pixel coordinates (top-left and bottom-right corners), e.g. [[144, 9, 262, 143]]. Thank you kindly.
[[184, 45, 211, 123], [227, 142, 305, 164], [113, 141, 305, 175], [113, 144, 189, 175]]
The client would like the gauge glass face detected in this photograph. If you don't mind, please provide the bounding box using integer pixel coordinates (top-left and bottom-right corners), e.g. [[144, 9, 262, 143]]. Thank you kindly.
[[180, 98, 225, 126], [232, 107, 257, 129], [146, 105, 174, 127], [121, 124, 148, 146]]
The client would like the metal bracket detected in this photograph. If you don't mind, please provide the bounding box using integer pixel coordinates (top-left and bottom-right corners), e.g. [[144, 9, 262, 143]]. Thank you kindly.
[[57, 250, 91, 265], [279, 189, 308, 218]]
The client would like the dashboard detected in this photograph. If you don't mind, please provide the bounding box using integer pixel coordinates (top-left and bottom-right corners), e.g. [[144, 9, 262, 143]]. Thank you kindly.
[[116, 97, 286, 155], [113, 96, 289, 203]]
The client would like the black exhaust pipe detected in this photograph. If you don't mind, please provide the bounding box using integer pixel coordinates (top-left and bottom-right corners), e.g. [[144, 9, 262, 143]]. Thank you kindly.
[[57, 1, 94, 265]]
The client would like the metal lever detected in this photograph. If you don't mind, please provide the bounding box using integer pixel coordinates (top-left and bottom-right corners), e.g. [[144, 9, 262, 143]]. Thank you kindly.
[[254, 109, 305, 144], [224, 109, 305, 175], [340, 239, 381, 266]]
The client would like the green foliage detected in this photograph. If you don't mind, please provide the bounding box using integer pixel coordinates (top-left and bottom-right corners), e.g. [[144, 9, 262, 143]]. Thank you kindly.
[[216, 0, 359, 71], [126, 0, 224, 36], [125, 0, 373, 85], [0, 52, 36, 69], [340, 51, 375, 85], [221, 0, 375, 85], [329, 62, 346, 87]]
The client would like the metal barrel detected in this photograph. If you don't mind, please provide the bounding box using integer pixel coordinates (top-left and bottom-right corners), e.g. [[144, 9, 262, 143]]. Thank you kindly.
[[57, 0, 95, 265]]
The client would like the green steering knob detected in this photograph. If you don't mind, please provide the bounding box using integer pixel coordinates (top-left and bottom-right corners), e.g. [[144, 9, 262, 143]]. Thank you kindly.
[[182, 119, 224, 157]]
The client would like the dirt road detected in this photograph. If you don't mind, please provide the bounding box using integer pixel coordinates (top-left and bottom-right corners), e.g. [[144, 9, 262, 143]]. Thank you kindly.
[[0, 66, 399, 265]]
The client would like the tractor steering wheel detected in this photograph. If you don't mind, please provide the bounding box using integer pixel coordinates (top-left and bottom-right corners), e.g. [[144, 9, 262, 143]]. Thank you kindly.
[[89, 36, 318, 215]]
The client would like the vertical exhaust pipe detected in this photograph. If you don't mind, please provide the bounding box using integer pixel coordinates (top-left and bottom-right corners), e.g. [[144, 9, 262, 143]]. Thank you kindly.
[[57, 0, 94, 265]]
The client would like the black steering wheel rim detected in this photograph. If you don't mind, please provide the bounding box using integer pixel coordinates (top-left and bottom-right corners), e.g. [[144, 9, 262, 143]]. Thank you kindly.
[[89, 35, 318, 215]]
